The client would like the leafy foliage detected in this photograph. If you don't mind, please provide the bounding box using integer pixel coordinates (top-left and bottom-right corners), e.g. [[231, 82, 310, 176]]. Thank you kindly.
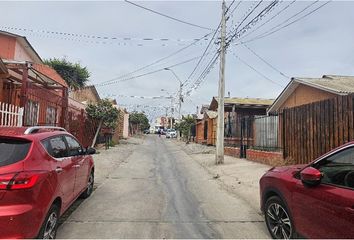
[[175, 115, 195, 137], [44, 57, 90, 89], [129, 112, 150, 130], [86, 99, 119, 129]]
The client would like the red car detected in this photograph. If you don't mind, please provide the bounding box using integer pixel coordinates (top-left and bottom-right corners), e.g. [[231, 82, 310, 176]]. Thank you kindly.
[[0, 126, 95, 239], [260, 142, 354, 239]]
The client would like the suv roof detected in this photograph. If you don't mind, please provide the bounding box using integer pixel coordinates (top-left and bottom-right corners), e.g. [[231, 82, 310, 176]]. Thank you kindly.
[[0, 127, 69, 141]]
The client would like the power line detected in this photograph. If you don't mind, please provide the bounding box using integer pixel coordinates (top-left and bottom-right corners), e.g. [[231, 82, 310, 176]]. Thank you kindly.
[[241, 42, 289, 79], [96, 55, 202, 87], [233, 53, 284, 88], [124, 0, 213, 31], [240, 0, 296, 40], [96, 31, 213, 86], [242, 1, 331, 43]]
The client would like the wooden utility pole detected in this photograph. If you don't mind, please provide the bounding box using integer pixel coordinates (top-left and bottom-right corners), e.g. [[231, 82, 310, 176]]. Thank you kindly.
[[215, 0, 226, 164]]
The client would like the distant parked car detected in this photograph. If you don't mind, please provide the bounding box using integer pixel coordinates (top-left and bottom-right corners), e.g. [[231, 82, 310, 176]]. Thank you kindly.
[[166, 129, 177, 138], [260, 142, 354, 239], [143, 129, 150, 134], [0, 126, 96, 239]]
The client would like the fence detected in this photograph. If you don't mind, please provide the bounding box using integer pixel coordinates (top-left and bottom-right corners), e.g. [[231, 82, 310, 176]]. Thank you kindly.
[[283, 95, 354, 164], [0, 102, 24, 127], [253, 115, 280, 151]]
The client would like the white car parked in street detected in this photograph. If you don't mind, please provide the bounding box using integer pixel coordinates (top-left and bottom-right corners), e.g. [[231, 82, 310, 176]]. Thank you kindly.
[[166, 129, 177, 138]]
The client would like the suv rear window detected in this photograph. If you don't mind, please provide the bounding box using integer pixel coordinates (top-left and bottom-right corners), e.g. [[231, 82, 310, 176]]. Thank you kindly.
[[0, 138, 31, 167]]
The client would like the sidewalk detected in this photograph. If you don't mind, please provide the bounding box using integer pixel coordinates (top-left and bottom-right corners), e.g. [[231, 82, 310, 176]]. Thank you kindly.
[[175, 140, 271, 213]]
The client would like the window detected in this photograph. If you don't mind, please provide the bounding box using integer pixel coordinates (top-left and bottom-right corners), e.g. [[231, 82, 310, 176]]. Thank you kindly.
[[43, 136, 68, 159], [65, 136, 82, 156], [314, 147, 354, 189], [0, 138, 31, 167], [46, 106, 57, 126], [25, 100, 39, 126]]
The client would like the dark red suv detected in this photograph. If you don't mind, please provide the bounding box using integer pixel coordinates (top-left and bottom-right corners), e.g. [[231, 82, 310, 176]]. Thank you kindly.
[[0, 126, 95, 239], [260, 142, 354, 239]]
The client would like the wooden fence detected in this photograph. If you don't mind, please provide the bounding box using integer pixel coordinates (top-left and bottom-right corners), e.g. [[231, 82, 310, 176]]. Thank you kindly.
[[283, 95, 354, 164], [0, 102, 24, 127]]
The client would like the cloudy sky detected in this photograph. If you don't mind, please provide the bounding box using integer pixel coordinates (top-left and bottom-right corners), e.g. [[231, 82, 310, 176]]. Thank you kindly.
[[0, 0, 353, 122]]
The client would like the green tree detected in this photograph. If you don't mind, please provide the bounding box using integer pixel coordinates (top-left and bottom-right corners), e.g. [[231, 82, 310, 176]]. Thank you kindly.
[[175, 115, 195, 140], [86, 99, 119, 129], [129, 112, 150, 133], [44, 57, 90, 89]]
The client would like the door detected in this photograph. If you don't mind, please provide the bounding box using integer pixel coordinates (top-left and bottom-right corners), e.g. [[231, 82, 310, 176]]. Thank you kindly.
[[43, 136, 75, 209], [64, 135, 90, 197], [292, 146, 354, 238]]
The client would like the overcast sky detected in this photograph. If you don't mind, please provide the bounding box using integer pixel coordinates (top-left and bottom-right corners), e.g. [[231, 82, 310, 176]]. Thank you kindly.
[[0, 0, 353, 122]]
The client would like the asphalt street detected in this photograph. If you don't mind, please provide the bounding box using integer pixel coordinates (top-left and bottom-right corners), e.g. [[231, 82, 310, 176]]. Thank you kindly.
[[57, 135, 269, 238]]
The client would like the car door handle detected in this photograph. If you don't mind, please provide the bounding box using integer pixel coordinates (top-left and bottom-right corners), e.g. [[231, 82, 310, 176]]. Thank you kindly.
[[55, 167, 63, 173]]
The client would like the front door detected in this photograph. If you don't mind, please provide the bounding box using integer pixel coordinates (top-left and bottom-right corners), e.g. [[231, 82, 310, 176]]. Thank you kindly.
[[292, 146, 354, 238]]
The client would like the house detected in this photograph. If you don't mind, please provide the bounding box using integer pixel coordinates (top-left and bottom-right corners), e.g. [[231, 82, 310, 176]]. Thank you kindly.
[[69, 85, 101, 105], [195, 105, 217, 145], [209, 97, 273, 148], [268, 75, 354, 114], [0, 30, 69, 127]]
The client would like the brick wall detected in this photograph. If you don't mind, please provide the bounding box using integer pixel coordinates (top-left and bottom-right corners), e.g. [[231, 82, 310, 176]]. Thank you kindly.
[[224, 147, 240, 158], [246, 149, 283, 166]]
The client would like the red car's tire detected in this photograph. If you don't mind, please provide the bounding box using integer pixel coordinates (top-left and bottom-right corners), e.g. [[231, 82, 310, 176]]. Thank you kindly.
[[264, 196, 295, 239], [37, 203, 60, 239], [80, 170, 94, 199]]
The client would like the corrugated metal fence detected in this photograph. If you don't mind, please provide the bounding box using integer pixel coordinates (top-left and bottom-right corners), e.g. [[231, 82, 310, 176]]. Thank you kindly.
[[254, 115, 280, 151]]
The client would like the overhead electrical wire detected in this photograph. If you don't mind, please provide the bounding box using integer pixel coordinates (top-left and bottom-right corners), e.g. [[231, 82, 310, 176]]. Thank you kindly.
[[124, 0, 214, 31], [241, 42, 289, 79], [241, 1, 331, 43], [240, 0, 296, 40], [233, 52, 284, 88]]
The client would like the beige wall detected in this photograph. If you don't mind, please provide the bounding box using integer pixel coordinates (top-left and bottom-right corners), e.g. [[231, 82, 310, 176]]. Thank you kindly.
[[123, 113, 129, 139], [279, 84, 336, 111], [14, 41, 33, 62], [69, 87, 100, 104]]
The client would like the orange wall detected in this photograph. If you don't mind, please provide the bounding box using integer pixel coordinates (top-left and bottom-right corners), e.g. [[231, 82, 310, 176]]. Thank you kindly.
[[0, 35, 16, 60], [280, 84, 336, 110]]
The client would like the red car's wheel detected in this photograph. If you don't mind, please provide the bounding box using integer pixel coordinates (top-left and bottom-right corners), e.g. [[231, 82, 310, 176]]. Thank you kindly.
[[80, 170, 94, 199], [37, 204, 60, 239], [264, 196, 295, 239]]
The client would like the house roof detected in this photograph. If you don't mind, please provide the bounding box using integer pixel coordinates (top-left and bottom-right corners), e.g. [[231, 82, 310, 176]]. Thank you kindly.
[[210, 96, 274, 110], [0, 30, 42, 64], [268, 75, 354, 114], [32, 63, 68, 88]]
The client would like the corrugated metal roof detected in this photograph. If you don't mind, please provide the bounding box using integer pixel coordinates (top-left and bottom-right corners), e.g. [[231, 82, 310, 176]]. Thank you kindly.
[[32, 63, 68, 88], [294, 75, 354, 94], [223, 97, 274, 106]]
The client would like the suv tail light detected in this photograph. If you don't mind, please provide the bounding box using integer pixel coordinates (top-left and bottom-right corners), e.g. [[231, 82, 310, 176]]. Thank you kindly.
[[0, 172, 42, 190]]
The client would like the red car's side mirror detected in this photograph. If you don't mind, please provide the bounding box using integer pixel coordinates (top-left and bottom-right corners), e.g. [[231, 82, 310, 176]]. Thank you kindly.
[[300, 167, 322, 186]]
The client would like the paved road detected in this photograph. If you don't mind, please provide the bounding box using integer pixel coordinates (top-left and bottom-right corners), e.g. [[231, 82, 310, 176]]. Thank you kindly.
[[57, 135, 269, 239]]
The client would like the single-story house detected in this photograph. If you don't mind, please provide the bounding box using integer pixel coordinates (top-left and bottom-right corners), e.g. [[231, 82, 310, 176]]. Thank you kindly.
[[268, 75, 354, 114], [0, 30, 69, 127]]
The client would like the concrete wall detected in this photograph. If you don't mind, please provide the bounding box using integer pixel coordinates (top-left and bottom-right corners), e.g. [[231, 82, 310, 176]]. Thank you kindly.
[[123, 113, 129, 139], [69, 87, 100, 104], [279, 84, 336, 111]]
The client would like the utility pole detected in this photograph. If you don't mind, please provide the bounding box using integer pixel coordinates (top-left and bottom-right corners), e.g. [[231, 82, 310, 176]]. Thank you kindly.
[[216, 0, 226, 165], [178, 82, 182, 120], [170, 98, 173, 129]]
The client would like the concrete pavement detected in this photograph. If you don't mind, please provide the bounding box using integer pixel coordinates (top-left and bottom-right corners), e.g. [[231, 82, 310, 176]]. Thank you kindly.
[[57, 135, 269, 239]]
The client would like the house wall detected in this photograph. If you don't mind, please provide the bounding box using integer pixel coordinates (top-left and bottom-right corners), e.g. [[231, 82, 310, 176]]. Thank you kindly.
[[14, 41, 33, 62], [69, 87, 100, 104], [0, 35, 16, 60], [123, 113, 129, 139], [195, 121, 205, 143], [279, 84, 336, 111]]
